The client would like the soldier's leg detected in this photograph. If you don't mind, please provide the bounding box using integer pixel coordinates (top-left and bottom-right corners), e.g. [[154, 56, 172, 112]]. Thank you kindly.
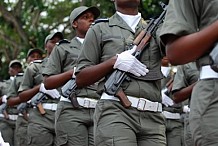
[[94, 100, 166, 146], [190, 79, 218, 146], [55, 101, 93, 146], [0, 119, 14, 146], [27, 109, 54, 146], [15, 116, 28, 146]]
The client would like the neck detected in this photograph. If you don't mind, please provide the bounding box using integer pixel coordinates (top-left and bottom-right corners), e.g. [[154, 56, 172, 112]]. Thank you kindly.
[[117, 7, 138, 15]]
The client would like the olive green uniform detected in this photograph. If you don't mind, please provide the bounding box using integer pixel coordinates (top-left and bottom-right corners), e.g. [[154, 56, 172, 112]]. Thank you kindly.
[[7, 73, 28, 146], [42, 38, 99, 146], [0, 78, 18, 146], [172, 62, 199, 146], [160, 0, 218, 145], [18, 59, 58, 146], [161, 68, 184, 146], [76, 13, 166, 146]]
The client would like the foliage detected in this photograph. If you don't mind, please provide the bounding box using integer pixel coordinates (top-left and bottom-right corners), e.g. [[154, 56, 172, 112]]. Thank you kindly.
[[0, 0, 168, 80]]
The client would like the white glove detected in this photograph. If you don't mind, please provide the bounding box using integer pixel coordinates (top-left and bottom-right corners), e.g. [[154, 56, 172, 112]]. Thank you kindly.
[[161, 90, 174, 107], [183, 105, 190, 113], [1, 95, 8, 103], [113, 46, 149, 77], [39, 83, 60, 99]]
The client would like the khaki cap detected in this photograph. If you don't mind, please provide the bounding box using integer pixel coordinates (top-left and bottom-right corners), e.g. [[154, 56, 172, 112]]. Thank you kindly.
[[27, 48, 43, 57], [44, 32, 64, 45], [9, 60, 22, 68], [69, 6, 100, 25]]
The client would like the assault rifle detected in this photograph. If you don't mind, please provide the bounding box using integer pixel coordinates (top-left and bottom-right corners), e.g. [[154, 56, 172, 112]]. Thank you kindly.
[[17, 103, 30, 121], [31, 92, 48, 115], [104, 2, 167, 108], [0, 103, 9, 119], [61, 78, 79, 108]]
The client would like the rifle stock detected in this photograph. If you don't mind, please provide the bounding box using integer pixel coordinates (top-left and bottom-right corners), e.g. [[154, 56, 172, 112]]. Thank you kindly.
[[104, 2, 167, 107]]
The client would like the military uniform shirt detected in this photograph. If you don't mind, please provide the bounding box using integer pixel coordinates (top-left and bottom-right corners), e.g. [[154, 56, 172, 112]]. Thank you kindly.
[[42, 38, 81, 75], [172, 62, 199, 93], [18, 60, 43, 92], [42, 38, 99, 99], [160, 0, 218, 44], [76, 13, 163, 102], [7, 73, 24, 98]]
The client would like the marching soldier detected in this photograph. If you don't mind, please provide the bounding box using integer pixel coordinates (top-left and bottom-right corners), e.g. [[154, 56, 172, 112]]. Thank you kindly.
[[42, 6, 100, 146], [160, 0, 218, 145], [18, 32, 63, 146], [75, 0, 166, 145]]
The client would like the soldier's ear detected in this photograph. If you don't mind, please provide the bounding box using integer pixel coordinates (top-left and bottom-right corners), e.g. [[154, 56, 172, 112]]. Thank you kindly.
[[72, 21, 78, 29]]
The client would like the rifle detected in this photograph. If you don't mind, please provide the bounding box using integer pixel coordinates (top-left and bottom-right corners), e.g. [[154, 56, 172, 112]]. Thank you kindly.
[[61, 78, 79, 108], [31, 92, 48, 115], [104, 2, 167, 108], [0, 103, 9, 119], [17, 103, 29, 121]]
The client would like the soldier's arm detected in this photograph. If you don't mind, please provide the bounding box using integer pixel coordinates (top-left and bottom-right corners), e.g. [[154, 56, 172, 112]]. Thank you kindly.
[[7, 96, 22, 106], [44, 69, 73, 89], [172, 82, 196, 103], [163, 20, 218, 65], [18, 85, 40, 102], [76, 57, 116, 88]]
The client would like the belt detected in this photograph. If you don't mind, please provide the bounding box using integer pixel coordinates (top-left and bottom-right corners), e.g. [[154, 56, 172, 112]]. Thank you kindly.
[[42, 103, 57, 111], [162, 111, 181, 119], [200, 65, 218, 79], [18, 113, 30, 116], [60, 96, 98, 108], [0, 114, 18, 121], [101, 93, 162, 112]]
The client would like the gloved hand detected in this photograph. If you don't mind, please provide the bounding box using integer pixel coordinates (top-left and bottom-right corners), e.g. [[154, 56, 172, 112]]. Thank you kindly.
[[113, 46, 149, 77], [1, 95, 8, 103], [39, 83, 60, 99], [183, 105, 190, 113], [161, 90, 174, 107]]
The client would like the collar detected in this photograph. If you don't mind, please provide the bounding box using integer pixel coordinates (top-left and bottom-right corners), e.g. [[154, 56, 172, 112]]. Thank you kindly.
[[76, 37, 84, 44], [116, 11, 141, 33]]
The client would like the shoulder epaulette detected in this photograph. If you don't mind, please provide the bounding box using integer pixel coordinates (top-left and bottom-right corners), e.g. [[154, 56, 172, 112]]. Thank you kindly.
[[92, 18, 109, 25], [56, 39, 70, 46], [33, 60, 43, 63], [29, 60, 43, 65], [16, 73, 24, 76]]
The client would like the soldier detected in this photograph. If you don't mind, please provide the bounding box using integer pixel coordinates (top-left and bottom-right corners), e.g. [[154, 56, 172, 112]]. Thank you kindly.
[[0, 60, 23, 146], [160, 0, 218, 145], [42, 6, 100, 146], [6, 49, 44, 146], [17, 32, 63, 146], [172, 62, 199, 146], [161, 57, 185, 146], [75, 0, 166, 145]]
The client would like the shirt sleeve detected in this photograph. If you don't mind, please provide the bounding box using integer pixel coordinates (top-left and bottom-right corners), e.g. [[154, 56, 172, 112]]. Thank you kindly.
[[18, 65, 35, 92], [75, 27, 101, 74], [160, 0, 199, 46], [172, 65, 188, 92]]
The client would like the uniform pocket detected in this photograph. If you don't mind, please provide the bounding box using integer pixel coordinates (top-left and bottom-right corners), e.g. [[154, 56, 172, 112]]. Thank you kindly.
[[57, 134, 68, 146]]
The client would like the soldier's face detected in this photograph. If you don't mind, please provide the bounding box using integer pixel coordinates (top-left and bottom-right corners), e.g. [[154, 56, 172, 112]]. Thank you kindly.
[[114, 0, 140, 8], [73, 11, 95, 36], [45, 36, 62, 56], [27, 52, 42, 64]]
